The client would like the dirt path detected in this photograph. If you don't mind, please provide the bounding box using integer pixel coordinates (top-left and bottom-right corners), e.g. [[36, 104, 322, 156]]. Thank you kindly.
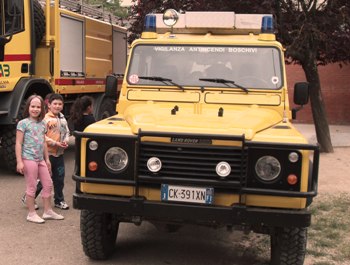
[[318, 147, 350, 194]]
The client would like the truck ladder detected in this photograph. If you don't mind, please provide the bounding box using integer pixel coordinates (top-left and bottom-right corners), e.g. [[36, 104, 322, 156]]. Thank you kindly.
[[38, 0, 123, 25]]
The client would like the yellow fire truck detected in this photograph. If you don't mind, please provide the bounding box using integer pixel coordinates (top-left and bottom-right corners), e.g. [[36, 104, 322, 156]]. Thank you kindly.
[[0, 0, 127, 171], [73, 10, 319, 265]]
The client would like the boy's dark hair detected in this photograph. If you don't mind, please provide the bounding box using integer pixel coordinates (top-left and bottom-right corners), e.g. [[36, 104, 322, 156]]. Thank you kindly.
[[49, 93, 64, 103]]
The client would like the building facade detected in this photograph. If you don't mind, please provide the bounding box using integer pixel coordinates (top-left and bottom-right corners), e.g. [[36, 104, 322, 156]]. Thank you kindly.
[[287, 64, 350, 125]]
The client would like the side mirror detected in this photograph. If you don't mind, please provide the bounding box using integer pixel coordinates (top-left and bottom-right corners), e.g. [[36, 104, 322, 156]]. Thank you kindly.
[[105, 75, 118, 98], [292, 82, 309, 119], [294, 82, 309, 105], [0, 37, 9, 61]]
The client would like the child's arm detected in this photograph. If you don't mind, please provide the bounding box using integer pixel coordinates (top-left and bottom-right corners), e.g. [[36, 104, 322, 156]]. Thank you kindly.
[[45, 134, 68, 149], [43, 141, 51, 175], [45, 134, 57, 147], [44, 117, 58, 147], [15, 130, 24, 175], [63, 119, 70, 143], [59, 118, 70, 149]]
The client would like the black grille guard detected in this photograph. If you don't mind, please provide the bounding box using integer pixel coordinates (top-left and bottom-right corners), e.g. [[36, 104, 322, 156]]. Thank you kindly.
[[73, 130, 319, 199]]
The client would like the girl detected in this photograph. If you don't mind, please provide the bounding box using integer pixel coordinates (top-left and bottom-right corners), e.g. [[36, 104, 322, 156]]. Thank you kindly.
[[16, 95, 64, 223], [69, 96, 96, 132]]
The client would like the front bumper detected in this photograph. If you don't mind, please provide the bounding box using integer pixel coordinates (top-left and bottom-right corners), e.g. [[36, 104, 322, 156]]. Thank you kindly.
[[73, 192, 311, 228]]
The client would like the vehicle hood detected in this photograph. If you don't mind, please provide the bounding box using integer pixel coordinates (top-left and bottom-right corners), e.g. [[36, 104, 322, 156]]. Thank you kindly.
[[123, 103, 282, 140]]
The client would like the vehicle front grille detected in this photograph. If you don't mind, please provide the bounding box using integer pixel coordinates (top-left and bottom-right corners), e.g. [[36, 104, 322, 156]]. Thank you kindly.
[[138, 137, 248, 188]]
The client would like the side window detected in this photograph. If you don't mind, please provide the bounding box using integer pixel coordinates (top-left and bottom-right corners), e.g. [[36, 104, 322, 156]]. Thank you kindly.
[[4, 0, 24, 35]]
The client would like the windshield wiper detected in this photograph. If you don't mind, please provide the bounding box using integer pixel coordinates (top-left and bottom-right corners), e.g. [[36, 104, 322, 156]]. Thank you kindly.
[[139, 76, 184, 91], [199, 78, 248, 93]]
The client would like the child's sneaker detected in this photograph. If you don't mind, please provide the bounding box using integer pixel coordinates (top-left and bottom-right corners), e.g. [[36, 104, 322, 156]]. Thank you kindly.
[[42, 210, 64, 220], [27, 213, 45, 224], [21, 194, 39, 210], [55, 201, 69, 210]]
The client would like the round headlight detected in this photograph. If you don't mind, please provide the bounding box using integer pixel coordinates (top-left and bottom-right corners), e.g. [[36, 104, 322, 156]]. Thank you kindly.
[[255, 156, 281, 182], [147, 157, 162, 172], [89, 140, 98, 151], [104, 147, 128, 172], [163, 9, 179, 27], [216, 161, 231, 178]]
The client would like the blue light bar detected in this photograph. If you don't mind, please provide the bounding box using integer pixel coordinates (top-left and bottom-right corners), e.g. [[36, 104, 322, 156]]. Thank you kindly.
[[261, 16, 274, 33], [144, 14, 156, 32]]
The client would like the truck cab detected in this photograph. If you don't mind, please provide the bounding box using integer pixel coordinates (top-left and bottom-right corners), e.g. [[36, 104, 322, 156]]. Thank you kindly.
[[0, 0, 127, 172], [73, 10, 319, 265]]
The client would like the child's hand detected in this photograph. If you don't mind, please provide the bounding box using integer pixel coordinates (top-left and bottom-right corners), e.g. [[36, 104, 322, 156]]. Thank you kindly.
[[16, 162, 24, 175], [61, 141, 69, 149], [57, 141, 68, 149]]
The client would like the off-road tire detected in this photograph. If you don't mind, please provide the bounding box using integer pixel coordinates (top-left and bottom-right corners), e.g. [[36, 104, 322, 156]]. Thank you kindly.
[[2, 100, 26, 173], [95, 97, 116, 121], [33, 0, 45, 47], [1, 125, 17, 172], [270, 227, 307, 265], [80, 210, 119, 260]]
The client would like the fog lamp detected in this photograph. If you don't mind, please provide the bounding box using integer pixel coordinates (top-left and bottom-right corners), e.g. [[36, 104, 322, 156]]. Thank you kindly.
[[216, 161, 231, 178], [147, 157, 162, 172]]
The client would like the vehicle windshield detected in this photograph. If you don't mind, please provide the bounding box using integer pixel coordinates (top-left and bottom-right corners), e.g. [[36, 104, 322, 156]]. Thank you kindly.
[[0, 0, 24, 37], [127, 44, 283, 90]]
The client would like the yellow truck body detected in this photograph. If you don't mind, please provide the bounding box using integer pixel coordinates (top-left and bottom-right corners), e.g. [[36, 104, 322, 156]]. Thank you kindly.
[[73, 10, 319, 264], [0, 0, 127, 171]]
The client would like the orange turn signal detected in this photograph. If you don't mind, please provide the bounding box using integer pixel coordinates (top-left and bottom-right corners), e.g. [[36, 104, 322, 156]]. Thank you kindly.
[[88, 161, 98, 172], [287, 174, 298, 185]]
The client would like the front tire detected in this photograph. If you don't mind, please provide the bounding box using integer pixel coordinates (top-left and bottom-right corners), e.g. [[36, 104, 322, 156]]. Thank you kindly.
[[270, 227, 307, 265], [80, 210, 119, 260]]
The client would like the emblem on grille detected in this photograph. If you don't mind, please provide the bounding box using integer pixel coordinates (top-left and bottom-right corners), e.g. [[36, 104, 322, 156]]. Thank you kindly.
[[171, 137, 212, 144]]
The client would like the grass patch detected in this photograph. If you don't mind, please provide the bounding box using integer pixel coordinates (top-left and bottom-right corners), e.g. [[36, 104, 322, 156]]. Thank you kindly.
[[223, 193, 350, 264], [307, 193, 350, 264]]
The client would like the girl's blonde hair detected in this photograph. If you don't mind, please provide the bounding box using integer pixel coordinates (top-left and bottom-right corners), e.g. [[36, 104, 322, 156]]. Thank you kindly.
[[23, 95, 46, 121]]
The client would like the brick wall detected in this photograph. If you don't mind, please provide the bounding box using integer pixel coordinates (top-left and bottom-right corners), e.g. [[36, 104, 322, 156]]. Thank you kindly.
[[287, 64, 350, 125]]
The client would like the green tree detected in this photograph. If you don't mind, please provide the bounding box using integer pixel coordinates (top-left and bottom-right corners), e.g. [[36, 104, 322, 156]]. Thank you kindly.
[[84, 0, 128, 18], [129, 0, 350, 152]]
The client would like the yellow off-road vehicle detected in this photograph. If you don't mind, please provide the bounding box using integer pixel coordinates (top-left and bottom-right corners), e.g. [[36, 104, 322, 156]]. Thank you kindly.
[[73, 10, 319, 265]]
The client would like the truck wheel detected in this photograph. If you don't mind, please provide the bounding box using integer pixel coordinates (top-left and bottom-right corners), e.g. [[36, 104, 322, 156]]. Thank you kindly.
[[1, 125, 17, 172], [80, 210, 119, 260], [95, 97, 116, 121], [1, 99, 26, 173], [270, 227, 307, 265], [33, 0, 45, 47]]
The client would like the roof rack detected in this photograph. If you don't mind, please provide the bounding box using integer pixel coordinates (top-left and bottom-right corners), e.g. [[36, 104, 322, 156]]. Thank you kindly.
[[38, 0, 123, 25], [155, 11, 273, 35]]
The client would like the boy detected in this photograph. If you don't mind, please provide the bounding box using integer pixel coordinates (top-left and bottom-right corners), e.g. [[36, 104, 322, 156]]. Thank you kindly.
[[44, 94, 70, 210]]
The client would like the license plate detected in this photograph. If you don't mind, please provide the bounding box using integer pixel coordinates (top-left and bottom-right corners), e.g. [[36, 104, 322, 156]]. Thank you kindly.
[[161, 184, 214, 204]]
